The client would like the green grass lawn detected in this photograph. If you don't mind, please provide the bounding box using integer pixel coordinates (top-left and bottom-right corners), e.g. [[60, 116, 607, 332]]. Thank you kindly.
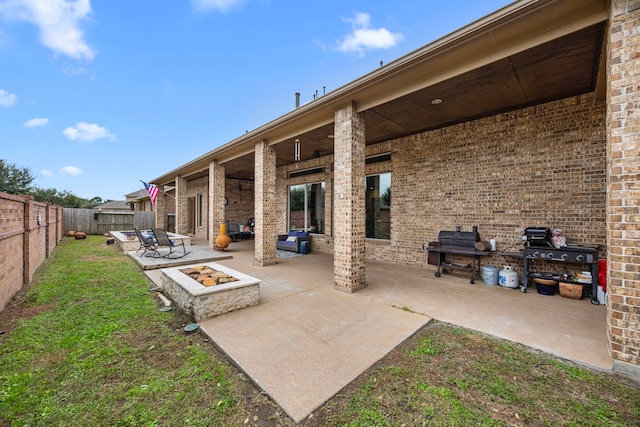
[[1, 236, 639, 426], [0, 236, 258, 426]]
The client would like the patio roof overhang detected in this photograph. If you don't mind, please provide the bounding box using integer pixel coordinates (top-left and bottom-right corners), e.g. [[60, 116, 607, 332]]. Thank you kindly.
[[151, 0, 608, 186]]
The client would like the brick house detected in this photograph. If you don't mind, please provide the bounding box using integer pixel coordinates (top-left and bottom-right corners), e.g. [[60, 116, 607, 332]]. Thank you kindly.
[[149, 0, 639, 378], [125, 189, 152, 212]]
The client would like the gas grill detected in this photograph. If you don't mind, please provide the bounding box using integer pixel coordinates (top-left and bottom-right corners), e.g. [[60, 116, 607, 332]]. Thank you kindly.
[[522, 245, 599, 303]]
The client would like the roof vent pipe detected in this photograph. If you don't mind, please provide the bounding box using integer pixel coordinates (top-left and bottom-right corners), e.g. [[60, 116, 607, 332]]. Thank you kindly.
[[295, 92, 300, 109]]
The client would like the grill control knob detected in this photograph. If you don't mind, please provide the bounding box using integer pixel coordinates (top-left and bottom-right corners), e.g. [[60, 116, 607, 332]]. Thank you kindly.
[[533, 251, 540, 258], [576, 254, 585, 262], [561, 254, 569, 261], [546, 252, 554, 259]]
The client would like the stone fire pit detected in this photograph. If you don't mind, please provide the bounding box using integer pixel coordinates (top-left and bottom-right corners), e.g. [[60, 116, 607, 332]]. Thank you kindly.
[[160, 262, 260, 321], [161, 262, 260, 322], [180, 265, 238, 286]]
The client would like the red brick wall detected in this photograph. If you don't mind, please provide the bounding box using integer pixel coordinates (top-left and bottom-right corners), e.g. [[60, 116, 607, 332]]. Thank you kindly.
[[367, 93, 606, 270], [0, 193, 25, 312], [0, 193, 63, 312]]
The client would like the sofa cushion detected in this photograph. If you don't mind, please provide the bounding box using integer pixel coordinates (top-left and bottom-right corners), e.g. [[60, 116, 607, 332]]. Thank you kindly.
[[288, 231, 298, 237], [296, 231, 309, 237]]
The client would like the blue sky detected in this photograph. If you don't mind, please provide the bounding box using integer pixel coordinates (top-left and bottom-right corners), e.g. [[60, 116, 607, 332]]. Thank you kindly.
[[1, 0, 512, 201]]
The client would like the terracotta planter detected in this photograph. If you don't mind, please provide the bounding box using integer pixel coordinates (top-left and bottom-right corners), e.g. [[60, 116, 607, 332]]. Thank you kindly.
[[215, 223, 231, 250]]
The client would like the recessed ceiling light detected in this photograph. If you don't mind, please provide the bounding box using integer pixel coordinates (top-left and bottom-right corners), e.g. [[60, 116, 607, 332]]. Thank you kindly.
[[431, 98, 443, 105], [328, 134, 334, 139]]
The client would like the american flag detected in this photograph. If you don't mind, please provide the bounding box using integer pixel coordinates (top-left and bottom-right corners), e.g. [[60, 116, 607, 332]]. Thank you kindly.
[[141, 181, 159, 207]]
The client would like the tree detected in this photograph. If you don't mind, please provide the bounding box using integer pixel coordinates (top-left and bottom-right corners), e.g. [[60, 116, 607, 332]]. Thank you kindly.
[[28, 188, 94, 208], [0, 159, 35, 195], [381, 186, 391, 207], [1, 159, 108, 208], [84, 196, 104, 208]]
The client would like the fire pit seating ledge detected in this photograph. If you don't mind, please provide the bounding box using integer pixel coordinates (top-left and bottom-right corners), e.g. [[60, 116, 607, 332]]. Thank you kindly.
[[276, 230, 310, 253]]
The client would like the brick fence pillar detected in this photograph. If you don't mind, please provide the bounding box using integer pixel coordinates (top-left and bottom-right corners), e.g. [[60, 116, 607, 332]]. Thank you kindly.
[[23, 196, 33, 285], [254, 139, 277, 266], [209, 160, 226, 250], [607, 0, 640, 378], [175, 175, 188, 235], [333, 102, 366, 292]]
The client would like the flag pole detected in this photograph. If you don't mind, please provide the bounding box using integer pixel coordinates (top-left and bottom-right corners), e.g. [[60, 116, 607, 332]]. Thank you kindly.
[[157, 188, 176, 200], [140, 180, 176, 200], [138, 179, 176, 200]]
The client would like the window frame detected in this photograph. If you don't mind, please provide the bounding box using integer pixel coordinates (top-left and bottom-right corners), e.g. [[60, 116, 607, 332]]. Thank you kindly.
[[365, 172, 391, 240], [288, 181, 326, 234]]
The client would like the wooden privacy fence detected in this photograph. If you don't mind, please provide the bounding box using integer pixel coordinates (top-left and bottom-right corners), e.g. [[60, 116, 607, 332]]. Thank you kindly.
[[64, 209, 155, 235], [0, 192, 64, 312]]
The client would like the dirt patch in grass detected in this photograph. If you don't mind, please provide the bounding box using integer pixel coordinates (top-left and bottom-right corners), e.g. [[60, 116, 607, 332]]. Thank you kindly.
[[0, 285, 52, 336]]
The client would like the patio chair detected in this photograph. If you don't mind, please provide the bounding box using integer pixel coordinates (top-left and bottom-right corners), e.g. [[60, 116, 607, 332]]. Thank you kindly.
[[226, 222, 242, 241], [134, 226, 160, 257], [151, 228, 189, 259]]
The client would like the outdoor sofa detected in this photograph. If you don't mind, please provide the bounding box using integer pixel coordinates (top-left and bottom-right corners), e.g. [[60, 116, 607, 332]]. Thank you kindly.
[[276, 231, 310, 253]]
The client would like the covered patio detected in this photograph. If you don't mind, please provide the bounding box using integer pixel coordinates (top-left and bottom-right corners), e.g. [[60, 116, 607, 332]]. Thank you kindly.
[[146, 0, 639, 380], [149, 239, 608, 422]]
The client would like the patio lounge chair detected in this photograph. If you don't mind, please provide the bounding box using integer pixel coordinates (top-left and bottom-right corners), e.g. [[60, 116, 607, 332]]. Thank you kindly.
[[151, 228, 189, 259], [134, 226, 160, 257]]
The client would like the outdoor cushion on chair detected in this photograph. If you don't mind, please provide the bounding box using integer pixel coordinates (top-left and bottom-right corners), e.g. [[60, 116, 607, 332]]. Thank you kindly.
[[151, 228, 189, 259]]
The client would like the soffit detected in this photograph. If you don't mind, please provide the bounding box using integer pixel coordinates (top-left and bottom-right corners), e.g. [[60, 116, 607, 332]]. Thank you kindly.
[[151, 0, 608, 185]]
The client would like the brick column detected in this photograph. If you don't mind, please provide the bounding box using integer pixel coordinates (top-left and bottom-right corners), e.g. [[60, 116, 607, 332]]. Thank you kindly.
[[607, 0, 640, 378], [254, 139, 277, 266], [333, 102, 366, 292], [175, 175, 188, 235], [155, 188, 166, 230], [209, 161, 226, 250]]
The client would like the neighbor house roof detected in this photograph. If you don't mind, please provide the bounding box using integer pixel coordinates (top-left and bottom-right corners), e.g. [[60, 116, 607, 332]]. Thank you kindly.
[[95, 201, 131, 211]]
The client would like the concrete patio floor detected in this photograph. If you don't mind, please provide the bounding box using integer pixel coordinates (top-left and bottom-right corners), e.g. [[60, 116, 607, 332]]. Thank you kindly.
[[144, 239, 610, 423]]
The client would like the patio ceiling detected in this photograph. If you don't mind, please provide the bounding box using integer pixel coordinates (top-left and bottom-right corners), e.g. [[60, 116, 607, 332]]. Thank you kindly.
[[153, 0, 608, 185], [223, 23, 605, 180]]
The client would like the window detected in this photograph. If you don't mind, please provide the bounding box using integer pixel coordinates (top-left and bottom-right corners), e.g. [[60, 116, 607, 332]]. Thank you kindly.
[[289, 182, 325, 233], [366, 173, 391, 239], [197, 193, 204, 227]]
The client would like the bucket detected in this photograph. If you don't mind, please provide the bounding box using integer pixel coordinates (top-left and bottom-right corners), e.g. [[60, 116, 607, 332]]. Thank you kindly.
[[534, 278, 558, 295], [481, 266, 500, 285], [498, 265, 518, 288]]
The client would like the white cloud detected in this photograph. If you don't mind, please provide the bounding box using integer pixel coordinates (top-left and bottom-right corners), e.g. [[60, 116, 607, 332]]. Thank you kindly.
[[192, 0, 245, 12], [41, 169, 53, 177], [62, 64, 88, 76], [60, 166, 83, 176], [338, 12, 403, 57], [0, 89, 17, 107], [62, 122, 117, 142], [24, 117, 49, 127], [0, 0, 95, 61]]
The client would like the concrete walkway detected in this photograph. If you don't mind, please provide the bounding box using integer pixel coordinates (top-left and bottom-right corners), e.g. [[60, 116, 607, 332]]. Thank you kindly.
[[127, 245, 232, 270], [144, 239, 610, 423]]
